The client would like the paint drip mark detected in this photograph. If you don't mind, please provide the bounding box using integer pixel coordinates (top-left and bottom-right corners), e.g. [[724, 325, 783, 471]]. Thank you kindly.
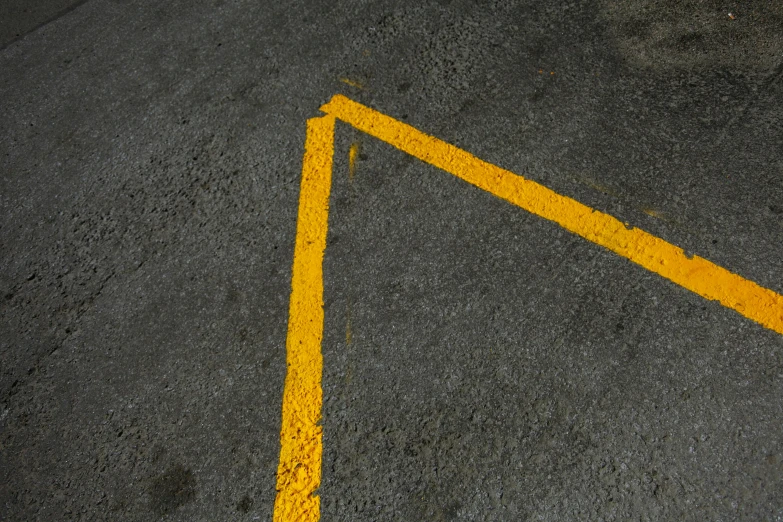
[[349, 141, 361, 181], [345, 298, 353, 346]]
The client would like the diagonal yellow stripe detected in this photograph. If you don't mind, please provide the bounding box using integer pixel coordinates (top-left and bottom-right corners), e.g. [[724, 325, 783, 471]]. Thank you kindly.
[[274, 115, 335, 522], [320, 94, 783, 336]]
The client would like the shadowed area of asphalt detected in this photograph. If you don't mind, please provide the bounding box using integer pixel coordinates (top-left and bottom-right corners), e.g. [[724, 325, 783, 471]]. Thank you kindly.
[[0, 0, 89, 49], [1, 0, 782, 520]]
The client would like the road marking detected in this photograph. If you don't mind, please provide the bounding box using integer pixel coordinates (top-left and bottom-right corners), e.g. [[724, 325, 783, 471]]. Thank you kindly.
[[275, 94, 783, 521], [320, 94, 783, 335], [274, 115, 334, 522]]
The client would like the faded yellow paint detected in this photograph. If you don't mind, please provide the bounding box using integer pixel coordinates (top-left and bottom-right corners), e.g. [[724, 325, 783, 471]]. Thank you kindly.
[[339, 77, 364, 89], [273, 115, 335, 522], [320, 94, 783, 335], [348, 141, 361, 181], [575, 175, 617, 197], [345, 302, 353, 345]]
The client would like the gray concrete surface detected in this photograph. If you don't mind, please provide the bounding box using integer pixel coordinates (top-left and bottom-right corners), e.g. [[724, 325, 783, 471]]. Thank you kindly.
[[1, 0, 782, 520]]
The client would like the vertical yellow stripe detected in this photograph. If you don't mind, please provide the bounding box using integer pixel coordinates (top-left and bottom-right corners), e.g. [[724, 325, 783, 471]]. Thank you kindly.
[[274, 115, 335, 522], [320, 95, 783, 336]]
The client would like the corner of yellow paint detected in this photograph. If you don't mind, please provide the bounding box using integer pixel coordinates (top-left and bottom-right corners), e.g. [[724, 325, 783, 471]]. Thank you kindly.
[[319, 94, 354, 115], [318, 93, 783, 338]]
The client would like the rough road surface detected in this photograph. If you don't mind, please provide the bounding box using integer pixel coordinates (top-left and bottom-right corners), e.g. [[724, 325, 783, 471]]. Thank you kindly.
[[2, 1, 782, 520]]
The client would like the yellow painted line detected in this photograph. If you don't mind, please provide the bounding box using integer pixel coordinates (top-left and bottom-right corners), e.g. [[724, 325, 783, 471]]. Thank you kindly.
[[274, 115, 335, 522], [320, 94, 783, 335], [276, 95, 783, 521]]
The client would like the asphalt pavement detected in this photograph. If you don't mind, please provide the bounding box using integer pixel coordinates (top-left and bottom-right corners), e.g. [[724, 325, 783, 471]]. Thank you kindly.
[[2, 1, 783, 520]]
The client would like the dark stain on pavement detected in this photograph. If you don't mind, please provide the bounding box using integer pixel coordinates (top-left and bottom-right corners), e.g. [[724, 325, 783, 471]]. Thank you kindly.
[[236, 494, 253, 513], [149, 464, 197, 515]]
